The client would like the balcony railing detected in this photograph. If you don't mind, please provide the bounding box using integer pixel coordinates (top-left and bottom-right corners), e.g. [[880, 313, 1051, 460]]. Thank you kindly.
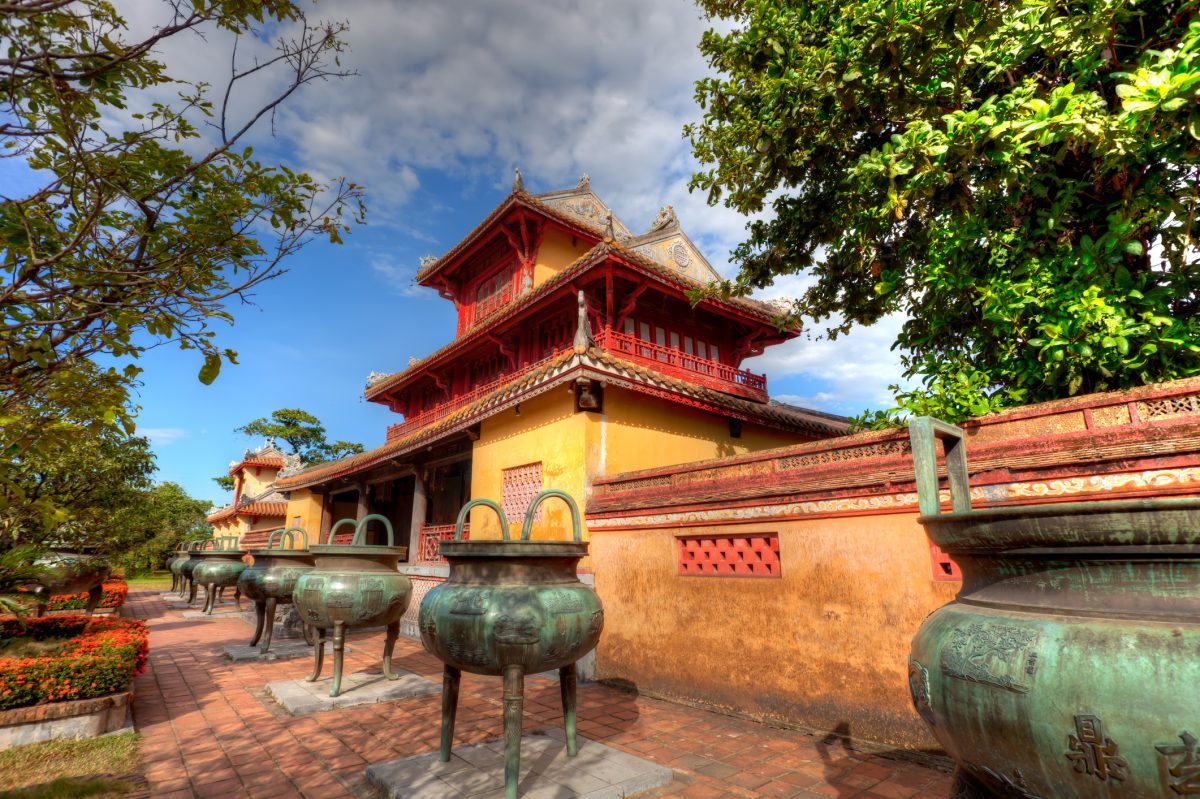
[[596, 327, 767, 401], [386, 350, 569, 442], [416, 523, 468, 565]]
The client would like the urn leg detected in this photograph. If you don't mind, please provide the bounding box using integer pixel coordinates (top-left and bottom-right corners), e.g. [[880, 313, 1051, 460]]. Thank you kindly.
[[260, 598, 277, 654], [560, 663, 578, 757], [203, 584, 217, 615], [303, 622, 316, 647], [233, 586, 241, 609], [187, 578, 196, 604], [170, 573, 178, 593], [439, 665, 461, 762], [250, 600, 266, 646], [503, 663, 525, 799], [382, 621, 400, 680], [306, 627, 326, 682], [329, 621, 347, 698], [85, 583, 103, 616]]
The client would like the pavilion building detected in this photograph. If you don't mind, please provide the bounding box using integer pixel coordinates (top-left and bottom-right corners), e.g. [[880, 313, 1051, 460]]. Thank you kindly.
[[273, 174, 849, 634], [205, 441, 293, 548]]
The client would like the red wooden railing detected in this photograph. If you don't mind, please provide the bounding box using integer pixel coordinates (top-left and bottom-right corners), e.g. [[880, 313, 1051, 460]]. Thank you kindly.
[[416, 523, 468, 565], [386, 350, 569, 442], [596, 327, 767, 401]]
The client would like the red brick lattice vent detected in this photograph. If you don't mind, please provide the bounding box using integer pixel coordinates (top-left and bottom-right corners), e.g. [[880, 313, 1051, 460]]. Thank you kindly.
[[929, 541, 962, 582], [677, 534, 781, 578]]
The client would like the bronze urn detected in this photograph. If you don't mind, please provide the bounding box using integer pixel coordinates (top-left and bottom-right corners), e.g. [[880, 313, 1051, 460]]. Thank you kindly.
[[190, 536, 248, 615], [239, 527, 316, 653], [419, 490, 603, 799], [906, 417, 1200, 798], [31, 544, 112, 617], [176, 540, 207, 602], [291, 514, 412, 697]]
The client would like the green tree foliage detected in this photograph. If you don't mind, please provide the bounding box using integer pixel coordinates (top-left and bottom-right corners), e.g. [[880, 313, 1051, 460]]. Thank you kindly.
[[234, 408, 364, 466], [1, 0, 364, 411], [118, 482, 212, 575], [688, 0, 1200, 421], [0, 0, 364, 533], [1, 424, 156, 553]]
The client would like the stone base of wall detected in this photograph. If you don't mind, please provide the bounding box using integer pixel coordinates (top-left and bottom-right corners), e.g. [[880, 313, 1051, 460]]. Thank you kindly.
[[0, 689, 132, 750]]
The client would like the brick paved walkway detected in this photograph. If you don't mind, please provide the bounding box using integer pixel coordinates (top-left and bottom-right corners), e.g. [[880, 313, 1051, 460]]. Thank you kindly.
[[127, 589, 953, 798]]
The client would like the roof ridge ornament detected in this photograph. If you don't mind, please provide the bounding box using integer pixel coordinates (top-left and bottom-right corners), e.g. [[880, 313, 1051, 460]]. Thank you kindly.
[[603, 212, 615, 242], [648, 204, 679, 233], [577, 173, 590, 189], [513, 168, 524, 193]]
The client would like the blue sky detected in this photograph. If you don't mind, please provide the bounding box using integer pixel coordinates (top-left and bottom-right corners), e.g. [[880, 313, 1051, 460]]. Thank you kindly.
[[21, 0, 912, 505]]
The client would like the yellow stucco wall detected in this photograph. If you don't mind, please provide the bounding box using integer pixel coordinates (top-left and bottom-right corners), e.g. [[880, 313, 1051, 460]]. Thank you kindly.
[[596, 386, 808, 477], [589, 512, 956, 749], [236, 465, 278, 499], [468, 385, 813, 545], [284, 489, 324, 547], [533, 228, 592, 288], [471, 389, 588, 541]]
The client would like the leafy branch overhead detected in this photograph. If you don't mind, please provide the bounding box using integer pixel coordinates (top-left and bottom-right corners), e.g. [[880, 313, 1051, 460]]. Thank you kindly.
[[0, 0, 365, 418], [689, 0, 1200, 421]]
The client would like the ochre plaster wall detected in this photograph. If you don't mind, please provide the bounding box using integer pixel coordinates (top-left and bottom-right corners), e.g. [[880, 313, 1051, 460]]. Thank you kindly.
[[598, 387, 807, 477], [236, 466, 278, 499], [589, 513, 955, 750], [533, 229, 591, 288], [471, 390, 588, 541], [285, 489, 324, 546]]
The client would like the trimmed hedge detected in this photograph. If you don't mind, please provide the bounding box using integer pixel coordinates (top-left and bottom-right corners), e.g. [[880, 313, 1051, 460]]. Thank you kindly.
[[46, 581, 128, 612], [0, 616, 149, 710]]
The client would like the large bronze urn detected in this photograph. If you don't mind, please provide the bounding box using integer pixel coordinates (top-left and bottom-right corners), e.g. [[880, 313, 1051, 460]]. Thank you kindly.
[[177, 540, 207, 602], [239, 527, 315, 653], [291, 515, 411, 697], [32, 544, 112, 617], [906, 416, 1200, 798], [190, 536, 248, 615], [166, 544, 188, 594], [419, 490, 603, 799]]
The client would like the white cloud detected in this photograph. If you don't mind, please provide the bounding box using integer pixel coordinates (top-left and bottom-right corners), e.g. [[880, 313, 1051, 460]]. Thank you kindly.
[[747, 313, 915, 414], [369, 253, 438, 298], [141, 427, 189, 446]]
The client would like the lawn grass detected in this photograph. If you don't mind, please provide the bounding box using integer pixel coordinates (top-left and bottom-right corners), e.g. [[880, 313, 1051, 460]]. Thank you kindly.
[[121, 572, 171, 591], [0, 732, 140, 796]]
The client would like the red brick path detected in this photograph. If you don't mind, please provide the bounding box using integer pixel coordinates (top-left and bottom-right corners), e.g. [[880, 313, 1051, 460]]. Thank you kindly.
[[127, 590, 953, 798]]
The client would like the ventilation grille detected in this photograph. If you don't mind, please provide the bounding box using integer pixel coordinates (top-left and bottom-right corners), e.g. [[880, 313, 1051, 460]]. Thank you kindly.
[[677, 534, 781, 578]]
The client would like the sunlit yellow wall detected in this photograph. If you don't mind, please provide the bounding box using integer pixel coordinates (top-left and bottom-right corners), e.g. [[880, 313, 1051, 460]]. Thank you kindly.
[[533, 229, 592, 288], [236, 466, 278, 499], [470, 390, 588, 541], [596, 387, 810, 477], [284, 489, 324, 548]]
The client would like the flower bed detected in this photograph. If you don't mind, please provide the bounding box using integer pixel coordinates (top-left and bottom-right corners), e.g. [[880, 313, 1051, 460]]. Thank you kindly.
[[45, 581, 128, 612], [0, 617, 148, 711]]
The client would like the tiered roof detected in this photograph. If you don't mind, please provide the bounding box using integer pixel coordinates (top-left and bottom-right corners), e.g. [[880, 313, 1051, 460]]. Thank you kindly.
[[206, 441, 291, 524], [279, 343, 848, 492], [368, 234, 784, 403]]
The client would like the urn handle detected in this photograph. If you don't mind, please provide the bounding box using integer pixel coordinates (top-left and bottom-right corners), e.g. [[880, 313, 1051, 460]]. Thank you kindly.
[[266, 527, 308, 549], [907, 416, 972, 517], [328, 518, 357, 544], [520, 490, 583, 542], [455, 499, 510, 541], [352, 514, 394, 546]]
